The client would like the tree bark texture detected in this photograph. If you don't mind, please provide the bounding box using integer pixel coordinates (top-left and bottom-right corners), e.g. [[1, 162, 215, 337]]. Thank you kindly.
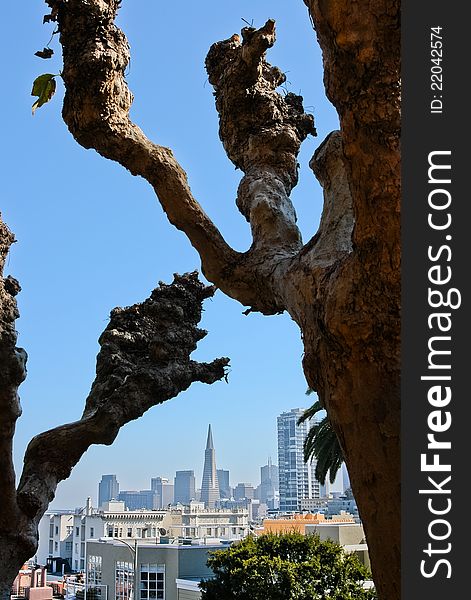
[[303, 3, 401, 599], [0, 204, 228, 597], [19, 2, 399, 599]]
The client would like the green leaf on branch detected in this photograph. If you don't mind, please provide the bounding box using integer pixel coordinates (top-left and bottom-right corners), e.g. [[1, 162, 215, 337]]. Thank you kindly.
[[31, 73, 57, 115]]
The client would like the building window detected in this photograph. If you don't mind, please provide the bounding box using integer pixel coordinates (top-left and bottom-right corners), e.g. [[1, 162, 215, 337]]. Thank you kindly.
[[49, 540, 53, 555], [76, 527, 80, 537], [55, 526, 59, 535], [116, 561, 134, 600], [140, 564, 164, 600], [206, 528, 211, 536], [108, 527, 114, 537], [90, 527, 95, 538], [88, 556, 102, 586], [54, 542, 58, 552], [127, 527, 132, 537]]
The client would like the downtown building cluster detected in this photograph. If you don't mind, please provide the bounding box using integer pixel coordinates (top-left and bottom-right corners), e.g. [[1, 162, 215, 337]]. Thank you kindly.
[[97, 425, 280, 514]]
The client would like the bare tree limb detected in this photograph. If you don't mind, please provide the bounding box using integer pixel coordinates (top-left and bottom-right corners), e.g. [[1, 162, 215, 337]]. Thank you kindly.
[[52, 0, 249, 299], [0, 215, 27, 514], [17, 272, 229, 519], [206, 20, 315, 250]]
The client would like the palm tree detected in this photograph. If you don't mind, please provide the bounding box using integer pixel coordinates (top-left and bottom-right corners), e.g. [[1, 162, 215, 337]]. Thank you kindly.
[[298, 396, 344, 485]]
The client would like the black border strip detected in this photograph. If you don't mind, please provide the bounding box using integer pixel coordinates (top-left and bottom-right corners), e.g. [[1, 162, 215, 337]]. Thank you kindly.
[[402, 4, 468, 597]]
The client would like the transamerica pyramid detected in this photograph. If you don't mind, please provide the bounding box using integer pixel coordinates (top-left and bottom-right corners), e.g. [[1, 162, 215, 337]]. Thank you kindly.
[[200, 424, 220, 508]]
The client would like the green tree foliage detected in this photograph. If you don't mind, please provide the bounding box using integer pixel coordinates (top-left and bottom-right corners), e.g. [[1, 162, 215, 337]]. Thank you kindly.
[[200, 532, 376, 600], [298, 398, 344, 485]]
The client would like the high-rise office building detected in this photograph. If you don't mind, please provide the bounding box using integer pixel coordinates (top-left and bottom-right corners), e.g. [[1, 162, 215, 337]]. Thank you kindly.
[[174, 470, 196, 504], [342, 463, 351, 494], [200, 424, 220, 508], [151, 477, 174, 508], [277, 408, 320, 512], [261, 457, 279, 487], [233, 483, 255, 501], [258, 457, 279, 504], [98, 474, 119, 508], [217, 469, 231, 499]]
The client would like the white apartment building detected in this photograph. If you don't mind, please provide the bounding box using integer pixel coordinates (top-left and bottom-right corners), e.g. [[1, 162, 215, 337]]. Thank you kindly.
[[37, 499, 171, 572]]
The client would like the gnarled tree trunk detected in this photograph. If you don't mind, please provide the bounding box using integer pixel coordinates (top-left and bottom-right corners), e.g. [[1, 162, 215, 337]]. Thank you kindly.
[[303, 2, 401, 598]]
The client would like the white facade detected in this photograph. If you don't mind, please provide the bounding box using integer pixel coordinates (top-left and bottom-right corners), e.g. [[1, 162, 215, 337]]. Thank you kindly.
[[169, 501, 249, 541], [37, 499, 172, 572], [37, 512, 75, 567]]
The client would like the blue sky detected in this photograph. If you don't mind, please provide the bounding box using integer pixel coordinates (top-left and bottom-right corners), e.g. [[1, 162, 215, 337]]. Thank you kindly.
[[2, 1, 338, 508]]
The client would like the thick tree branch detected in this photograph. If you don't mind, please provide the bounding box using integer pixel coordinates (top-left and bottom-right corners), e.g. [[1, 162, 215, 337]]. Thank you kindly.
[[206, 20, 315, 251], [303, 0, 400, 249], [303, 131, 353, 263], [17, 272, 228, 519], [52, 0, 252, 302], [0, 215, 27, 514]]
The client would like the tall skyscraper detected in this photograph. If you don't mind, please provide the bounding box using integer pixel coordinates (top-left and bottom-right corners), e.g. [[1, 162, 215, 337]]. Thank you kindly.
[[217, 469, 231, 499], [98, 474, 119, 508], [174, 470, 196, 504], [277, 408, 320, 512], [258, 457, 279, 504], [233, 483, 255, 500], [342, 463, 351, 494], [200, 424, 220, 508]]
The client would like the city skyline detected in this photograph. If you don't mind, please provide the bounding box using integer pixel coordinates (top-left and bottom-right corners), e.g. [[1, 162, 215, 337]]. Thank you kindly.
[[94, 424, 280, 511], [58, 415, 345, 512], [49, 406, 345, 510]]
